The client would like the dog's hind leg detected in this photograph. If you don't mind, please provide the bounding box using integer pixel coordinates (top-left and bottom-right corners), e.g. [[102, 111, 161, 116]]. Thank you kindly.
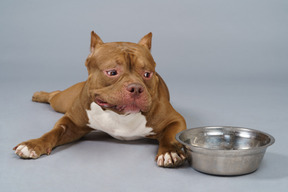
[[32, 81, 86, 114], [32, 91, 60, 104]]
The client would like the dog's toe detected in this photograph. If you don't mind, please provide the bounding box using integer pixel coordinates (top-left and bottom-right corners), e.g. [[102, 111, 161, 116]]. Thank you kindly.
[[157, 154, 164, 167], [163, 152, 174, 167], [170, 152, 184, 166]]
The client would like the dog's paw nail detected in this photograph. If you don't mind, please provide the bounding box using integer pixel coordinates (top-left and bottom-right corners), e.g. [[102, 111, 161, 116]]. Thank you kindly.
[[164, 152, 173, 167], [180, 154, 186, 160], [15, 145, 24, 154], [157, 154, 164, 167], [171, 152, 181, 163], [29, 150, 38, 158]]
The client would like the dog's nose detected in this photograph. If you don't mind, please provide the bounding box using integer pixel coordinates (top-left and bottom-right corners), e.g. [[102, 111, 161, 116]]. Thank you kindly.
[[126, 83, 144, 95]]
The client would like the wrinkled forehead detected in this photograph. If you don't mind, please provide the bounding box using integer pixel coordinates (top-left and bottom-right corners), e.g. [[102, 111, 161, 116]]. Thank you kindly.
[[94, 42, 156, 70]]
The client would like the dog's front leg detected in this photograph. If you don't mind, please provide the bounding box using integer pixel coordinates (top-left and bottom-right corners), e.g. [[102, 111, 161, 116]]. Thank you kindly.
[[156, 122, 187, 168], [14, 115, 92, 159]]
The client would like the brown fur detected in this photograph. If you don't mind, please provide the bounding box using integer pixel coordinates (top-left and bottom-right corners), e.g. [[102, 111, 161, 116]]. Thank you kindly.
[[14, 32, 187, 167]]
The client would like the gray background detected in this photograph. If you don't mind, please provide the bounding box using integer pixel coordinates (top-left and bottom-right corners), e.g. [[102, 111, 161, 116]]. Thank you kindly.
[[1, 0, 287, 191]]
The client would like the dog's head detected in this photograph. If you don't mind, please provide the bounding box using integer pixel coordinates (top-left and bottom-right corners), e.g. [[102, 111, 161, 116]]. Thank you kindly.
[[85, 31, 159, 114]]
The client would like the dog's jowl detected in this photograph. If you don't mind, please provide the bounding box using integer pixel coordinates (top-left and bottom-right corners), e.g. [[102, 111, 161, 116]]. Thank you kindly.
[[14, 32, 187, 168]]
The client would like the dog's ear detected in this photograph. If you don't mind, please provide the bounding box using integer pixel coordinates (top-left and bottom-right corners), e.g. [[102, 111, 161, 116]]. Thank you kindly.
[[90, 31, 103, 53], [138, 32, 152, 51]]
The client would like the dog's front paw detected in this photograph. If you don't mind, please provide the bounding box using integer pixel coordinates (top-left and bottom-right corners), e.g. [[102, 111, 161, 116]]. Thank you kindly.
[[14, 144, 39, 159], [156, 152, 186, 168], [13, 140, 51, 159]]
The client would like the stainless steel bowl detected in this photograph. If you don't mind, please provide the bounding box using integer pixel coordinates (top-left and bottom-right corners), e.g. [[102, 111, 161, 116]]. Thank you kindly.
[[176, 126, 275, 176]]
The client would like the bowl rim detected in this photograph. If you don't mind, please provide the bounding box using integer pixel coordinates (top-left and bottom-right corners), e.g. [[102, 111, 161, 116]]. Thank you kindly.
[[176, 126, 275, 153]]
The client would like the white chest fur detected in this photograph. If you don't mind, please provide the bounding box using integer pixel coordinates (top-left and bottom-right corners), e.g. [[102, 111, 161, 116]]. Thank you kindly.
[[86, 102, 155, 140]]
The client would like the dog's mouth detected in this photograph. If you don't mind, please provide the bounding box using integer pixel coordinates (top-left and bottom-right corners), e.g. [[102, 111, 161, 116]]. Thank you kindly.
[[95, 98, 142, 114]]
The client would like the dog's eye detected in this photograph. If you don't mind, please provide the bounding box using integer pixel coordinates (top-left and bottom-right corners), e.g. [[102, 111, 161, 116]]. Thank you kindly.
[[143, 72, 153, 79], [106, 70, 118, 76]]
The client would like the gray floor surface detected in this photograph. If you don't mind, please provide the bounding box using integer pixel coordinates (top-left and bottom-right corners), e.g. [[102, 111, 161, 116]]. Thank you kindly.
[[1, 0, 288, 192]]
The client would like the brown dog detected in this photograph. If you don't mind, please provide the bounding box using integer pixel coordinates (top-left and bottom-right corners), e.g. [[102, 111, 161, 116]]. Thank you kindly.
[[13, 32, 187, 167]]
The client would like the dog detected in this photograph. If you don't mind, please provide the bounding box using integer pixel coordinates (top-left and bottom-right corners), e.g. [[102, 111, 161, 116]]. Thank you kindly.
[[13, 32, 187, 167]]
